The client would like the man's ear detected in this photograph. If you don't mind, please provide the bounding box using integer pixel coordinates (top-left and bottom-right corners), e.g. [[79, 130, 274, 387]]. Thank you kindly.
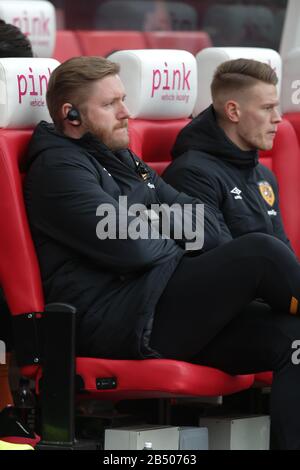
[[224, 100, 240, 123], [62, 103, 73, 120]]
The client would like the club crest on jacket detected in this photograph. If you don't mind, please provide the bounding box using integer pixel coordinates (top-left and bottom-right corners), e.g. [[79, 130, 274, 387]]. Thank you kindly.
[[258, 181, 275, 207]]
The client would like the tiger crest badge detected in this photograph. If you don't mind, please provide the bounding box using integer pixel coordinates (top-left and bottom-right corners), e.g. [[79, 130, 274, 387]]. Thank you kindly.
[[258, 181, 275, 207]]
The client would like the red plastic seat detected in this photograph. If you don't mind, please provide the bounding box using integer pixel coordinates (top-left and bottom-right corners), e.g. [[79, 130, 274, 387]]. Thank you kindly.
[[144, 31, 212, 56], [254, 372, 273, 387], [259, 118, 300, 258], [75, 30, 147, 58], [283, 113, 300, 147], [129, 119, 190, 175], [52, 30, 83, 62]]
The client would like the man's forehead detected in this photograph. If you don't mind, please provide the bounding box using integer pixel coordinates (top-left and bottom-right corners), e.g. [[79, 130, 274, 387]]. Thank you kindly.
[[94, 74, 125, 95], [248, 82, 278, 102]]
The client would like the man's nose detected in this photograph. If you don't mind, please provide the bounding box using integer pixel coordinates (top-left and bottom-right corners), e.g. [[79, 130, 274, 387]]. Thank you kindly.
[[272, 107, 282, 123], [117, 101, 131, 119]]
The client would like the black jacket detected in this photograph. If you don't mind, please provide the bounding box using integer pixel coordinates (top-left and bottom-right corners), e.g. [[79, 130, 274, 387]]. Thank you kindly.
[[163, 105, 292, 249], [24, 121, 220, 359]]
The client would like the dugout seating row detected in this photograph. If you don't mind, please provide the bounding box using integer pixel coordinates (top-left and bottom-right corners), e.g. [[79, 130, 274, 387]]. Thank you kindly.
[[0, 0, 298, 444], [3, 44, 299, 435], [0, 55, 256, 449], [2, 44, 300, 443]]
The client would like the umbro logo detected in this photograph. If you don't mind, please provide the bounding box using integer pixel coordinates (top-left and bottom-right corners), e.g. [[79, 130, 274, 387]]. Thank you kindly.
[[103, 167, 112, 177], [230, 187, 243, 200]]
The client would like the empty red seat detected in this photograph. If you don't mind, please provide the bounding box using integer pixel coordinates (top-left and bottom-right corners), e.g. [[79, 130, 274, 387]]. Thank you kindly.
[[254, 372, 273, 386], [144, 31, 212, 55], [129, 119, 190, 174], [76, 30, 147, 57], [283, 113, 300, 146], [53, 30, 83, 62]]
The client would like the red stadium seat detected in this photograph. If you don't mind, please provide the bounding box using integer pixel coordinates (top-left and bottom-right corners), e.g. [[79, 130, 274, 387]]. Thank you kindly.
[[283, 113, 300, 147], [259, 118, 300, 258], [144, 31, 212, 55], [129, 119, 190, 174], [254, 372, 273, 387], [75, 30, 147, 57], [281, 49, 300, 147], [52, 30, 83, 62]]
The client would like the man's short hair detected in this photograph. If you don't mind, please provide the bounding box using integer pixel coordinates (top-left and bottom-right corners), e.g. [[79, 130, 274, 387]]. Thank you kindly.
[[0, 20, 33, 58], [46, 56, 120, 130], [211, 58, 278, 103]]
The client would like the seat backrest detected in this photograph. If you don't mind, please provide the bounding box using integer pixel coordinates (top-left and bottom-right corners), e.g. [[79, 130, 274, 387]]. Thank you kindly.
[[259, 119, 300, 256], [0, 0, 56, 58], [281, 48, 300, 146], [75, 30, 147, 58], [109, 49, 197, 173], [193, 46, 282, 117], [52, 30, 82, 62], [0, 58, 60, 316], [0, 129, 42, 314], [144, 31, 212, 56]]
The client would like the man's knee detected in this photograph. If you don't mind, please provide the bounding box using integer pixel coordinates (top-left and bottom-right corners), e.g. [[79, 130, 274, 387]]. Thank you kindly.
[[238, 233, 289, 257]]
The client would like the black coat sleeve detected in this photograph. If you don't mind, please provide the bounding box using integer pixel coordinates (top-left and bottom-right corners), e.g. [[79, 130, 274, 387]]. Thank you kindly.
[[149, 166, 221, 252], [26, 152, 183, 274], [162, 165, 232, 245]]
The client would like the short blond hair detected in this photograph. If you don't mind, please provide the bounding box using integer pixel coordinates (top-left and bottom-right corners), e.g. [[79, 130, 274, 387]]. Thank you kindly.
[[211, 58, 278, 104], [46, 56, 120, 129]]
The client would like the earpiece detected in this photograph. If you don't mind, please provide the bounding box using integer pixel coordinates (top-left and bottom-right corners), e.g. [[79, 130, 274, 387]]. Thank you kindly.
[[65, 106, 81, 124]]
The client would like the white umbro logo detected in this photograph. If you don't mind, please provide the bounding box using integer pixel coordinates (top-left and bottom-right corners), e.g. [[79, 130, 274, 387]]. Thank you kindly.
[[230, 187, 243, 200], [103, 167, 112, 177]]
